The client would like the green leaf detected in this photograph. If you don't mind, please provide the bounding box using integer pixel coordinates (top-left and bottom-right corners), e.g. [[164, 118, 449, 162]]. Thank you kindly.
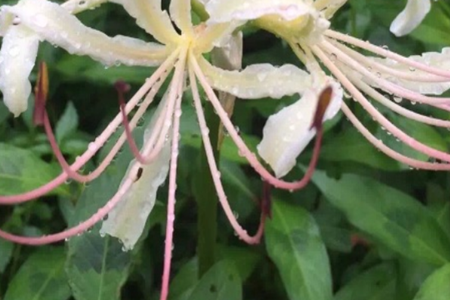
[[320, 128, 402, 171], [0, 239, 13, 273], [187, 260, 242, 300], [265, 200, 332, 300], [334, 263, 397, 300], [64, 113, 147, 300], [0, 143, 68, 196], [65, 233, 131, 300], [313, 171, 450, 265], [56, 102, 79, 142], [217, 246, 262, 281], [413, 264, 450, 300], [169, 258, 199, 300], [5, 247, 71, 300]]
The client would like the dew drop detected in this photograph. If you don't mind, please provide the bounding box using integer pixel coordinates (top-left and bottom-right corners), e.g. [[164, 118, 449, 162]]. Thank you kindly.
[[393, 96, 402, 103], [330, 53, 337, 61], [8, 45, 20, 57]]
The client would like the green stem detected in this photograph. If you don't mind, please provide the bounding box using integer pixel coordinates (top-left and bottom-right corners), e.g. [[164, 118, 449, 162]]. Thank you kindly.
[[194, 104, 221, 277]]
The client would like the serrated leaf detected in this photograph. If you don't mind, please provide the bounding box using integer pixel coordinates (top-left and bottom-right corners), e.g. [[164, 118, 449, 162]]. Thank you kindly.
[[187, 260, 242, 300], [0, 143, 68, 196], [265, 200, 332, 300], [5, 247, 71, 300], [56, 102, 79, 142], [334, 263, 397, 300], [413, 264, 450, 300], [313, 171, 450, 265]]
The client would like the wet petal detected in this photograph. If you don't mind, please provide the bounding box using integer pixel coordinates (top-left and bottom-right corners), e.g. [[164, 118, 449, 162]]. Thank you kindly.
[[0, 25, 39, 116], [61, 0, 108, 14], [314, 0, 348, 19], [100, 102, 171, 251], [199, 57, 311, 99], [8, 0, 169, 67], [206, 0, 314, 23], [367, 48, 450, 95], [257, 79, 342, 178], [112, 0, 179, 45], [390, 0, 431, 37], [169, 0, 194, 36]]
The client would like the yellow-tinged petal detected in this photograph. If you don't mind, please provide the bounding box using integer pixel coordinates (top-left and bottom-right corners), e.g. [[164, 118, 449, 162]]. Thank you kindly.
[[0, 24, 39, 117], [390, 0, 431, 37], [198, 57, 311, 99], [206, 0, 314, 23], [169, 0, 194, 37], [8, 0, 169, 67], [100, 101, 171, 251], [257, 78, 342, 178], [112, 0, 180, 45], [61, 0, 108, 14]]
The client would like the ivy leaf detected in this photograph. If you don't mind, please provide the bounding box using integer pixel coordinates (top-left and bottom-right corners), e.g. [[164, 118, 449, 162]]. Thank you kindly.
[[265, 200, 332, 300]]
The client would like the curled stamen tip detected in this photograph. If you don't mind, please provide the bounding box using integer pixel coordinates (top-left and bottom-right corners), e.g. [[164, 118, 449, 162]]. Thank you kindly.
[[310, 86, 333, 130], [33, 62, 49, 126], [114, 80, 131, 93]]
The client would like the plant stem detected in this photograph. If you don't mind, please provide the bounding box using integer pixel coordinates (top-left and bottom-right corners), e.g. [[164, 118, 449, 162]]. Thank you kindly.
[[194, 103, 221, 277]]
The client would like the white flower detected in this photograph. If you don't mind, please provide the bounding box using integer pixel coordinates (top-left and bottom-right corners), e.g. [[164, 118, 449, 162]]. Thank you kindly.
[[207, 0, 450, 177], [390, 0, 431, 37]]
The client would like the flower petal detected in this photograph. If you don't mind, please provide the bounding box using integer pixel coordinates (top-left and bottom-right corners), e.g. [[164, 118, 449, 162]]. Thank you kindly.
[[257, 78, 342, 178], [169, 0, 194, 36], [112, 0, 179, 45], [198, 57, 311, 99], [205, 0, 314, 23], [366, 48, 450, 95], [61, 0, 108, 14], [8, 0, 169, 67], [100, 103, 171, 251], [390, 0, 431, 37], [0, 24, 39, 117]]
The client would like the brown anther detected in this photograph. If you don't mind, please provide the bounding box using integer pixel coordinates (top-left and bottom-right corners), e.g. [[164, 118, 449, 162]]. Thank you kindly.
[[33, 62, 49, 126], [310, 86, 333, 130]]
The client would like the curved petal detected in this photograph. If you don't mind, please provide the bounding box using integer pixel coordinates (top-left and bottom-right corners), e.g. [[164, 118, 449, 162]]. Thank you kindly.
[[205, 0, 314, 23], [257, 79, 342, 178], [100, 101, 171, 251], [8, 0, 169, 67], [390, 0, 431, 37], [198, 57, 311, 99], [169, 0, 194, 37], [366, 49, 450, 95], [112, 0, 179, 45], [61, 0, 108, 14], [0, 25, 39, 117]]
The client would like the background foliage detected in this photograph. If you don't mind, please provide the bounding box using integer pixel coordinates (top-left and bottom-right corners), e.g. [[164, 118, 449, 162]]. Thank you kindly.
[[1, 0, 450, 299]]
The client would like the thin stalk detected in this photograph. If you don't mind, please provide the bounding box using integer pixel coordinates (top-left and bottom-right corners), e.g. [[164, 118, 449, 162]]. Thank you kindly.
[[194, 102, 221, 277]]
